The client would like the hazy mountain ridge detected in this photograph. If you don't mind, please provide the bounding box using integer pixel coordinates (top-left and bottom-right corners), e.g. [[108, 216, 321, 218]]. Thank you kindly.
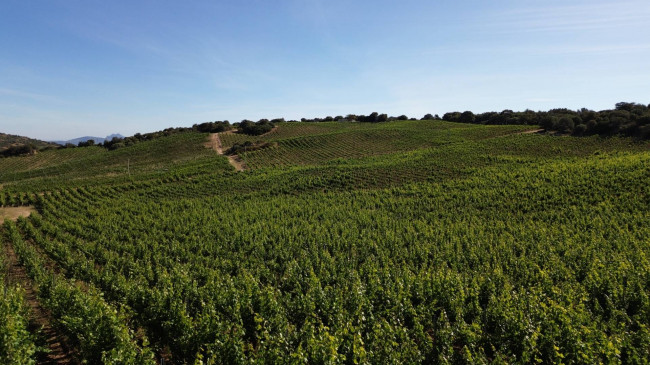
[[51, 133, 124, 146]]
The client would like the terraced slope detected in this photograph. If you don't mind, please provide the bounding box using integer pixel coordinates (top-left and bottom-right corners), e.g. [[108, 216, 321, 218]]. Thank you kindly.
[[221, 121, 537, 168], [0, 132, 232, 192]]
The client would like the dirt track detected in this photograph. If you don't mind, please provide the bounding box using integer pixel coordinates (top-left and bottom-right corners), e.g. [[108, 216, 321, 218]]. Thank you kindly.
[[518, 128, 544, 135], [206, 132, 225, 154], [207, 132, 247, 172], [227, 154, 248, 171]]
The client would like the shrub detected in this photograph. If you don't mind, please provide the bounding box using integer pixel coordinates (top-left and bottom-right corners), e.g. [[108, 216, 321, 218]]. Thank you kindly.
[[1, 144, 35, 157], [239, 120, 275, 136]]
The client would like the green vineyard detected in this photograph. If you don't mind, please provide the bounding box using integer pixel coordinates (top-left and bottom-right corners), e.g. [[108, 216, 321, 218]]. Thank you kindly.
[[1, 121, 649, 364]]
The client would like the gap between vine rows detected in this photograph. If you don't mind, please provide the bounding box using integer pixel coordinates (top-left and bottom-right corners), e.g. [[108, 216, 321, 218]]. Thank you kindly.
[[2, 241, 79, 365]]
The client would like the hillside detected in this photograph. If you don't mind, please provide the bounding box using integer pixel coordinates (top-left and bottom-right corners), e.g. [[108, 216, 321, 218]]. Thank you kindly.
[[0, 132, 59, 152], [1, 121, 649, 363]]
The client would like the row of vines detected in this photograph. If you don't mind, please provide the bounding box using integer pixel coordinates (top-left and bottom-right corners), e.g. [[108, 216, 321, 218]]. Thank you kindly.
[[0, 232, 38, 364], [4, 148, 647, 363], [1, 122, 649, 363], [2, 219, 156, 364]]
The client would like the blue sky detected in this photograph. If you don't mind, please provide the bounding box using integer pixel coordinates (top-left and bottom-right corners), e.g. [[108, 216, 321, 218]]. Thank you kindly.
[[1, 0, 649, 140]]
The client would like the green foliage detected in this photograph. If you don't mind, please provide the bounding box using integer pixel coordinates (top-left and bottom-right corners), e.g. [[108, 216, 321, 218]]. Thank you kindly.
[[0, 286, 38, 364], [444, 102, 650, 139], [226, 141, 277, 155], [0, 144, 36, 158], [0, 133, 58, 154], [220, 120, 536, 169], [0, 244, 38, 365], [0, 132, 232, 192], [238, 119, 275, 136], [2, 220, 156, 364], [1, 121, 649, 363], [193, 121, 232, 134]]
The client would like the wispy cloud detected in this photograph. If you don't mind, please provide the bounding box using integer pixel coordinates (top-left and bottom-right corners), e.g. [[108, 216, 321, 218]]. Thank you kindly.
[[487, 1, 650, 34], [0, 88, 64, 103], [63, 13, 280, 92], [422, 43, 650, 57]]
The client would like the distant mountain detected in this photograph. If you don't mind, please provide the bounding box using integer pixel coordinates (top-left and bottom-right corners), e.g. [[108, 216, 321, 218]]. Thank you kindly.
[[105, 133, 124, 140], [51, 133, 125, 146], [0, 132, 59, 151]]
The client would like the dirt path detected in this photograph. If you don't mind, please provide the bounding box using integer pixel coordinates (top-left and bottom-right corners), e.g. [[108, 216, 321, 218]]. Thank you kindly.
[[0, 206, 36, 221], [260, 125, 279, 136], [206, 126, 278, 171], [207, 132, 247, 172], [518, 128, 544, 135], [227, 154, 248, 172], [2, 243, 79, 364], [205, 133, 225, 154]]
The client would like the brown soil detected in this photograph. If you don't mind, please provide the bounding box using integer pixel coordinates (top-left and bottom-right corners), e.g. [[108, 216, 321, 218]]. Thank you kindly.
[[205, 133, 224, 154], [259, 125, 279, 136], [518, 128, 544, 134], [228, 155, 248, 172], [2, 243, 79, 364], [0, 206, 36, 222], [206, 132, 248, 171]]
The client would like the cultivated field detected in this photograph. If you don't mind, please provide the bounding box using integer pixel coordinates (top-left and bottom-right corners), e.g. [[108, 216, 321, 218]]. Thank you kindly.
[[1, 121, 649, 364]]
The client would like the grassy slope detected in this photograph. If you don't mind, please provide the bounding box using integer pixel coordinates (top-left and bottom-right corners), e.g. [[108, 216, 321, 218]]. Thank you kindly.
[[2, 121, 650, 363], [0, 132, 233, 192], [220, 121, 537, 168]]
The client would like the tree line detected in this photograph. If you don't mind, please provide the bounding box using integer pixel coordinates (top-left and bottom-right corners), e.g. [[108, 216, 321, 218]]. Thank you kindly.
[[288, 102, 649, 139], [230, 102, 649, 139], [440, 102, 650, 139], [65, 122, 233, 151], [71, 101, 650, 152], [4, 101, 645, 158]]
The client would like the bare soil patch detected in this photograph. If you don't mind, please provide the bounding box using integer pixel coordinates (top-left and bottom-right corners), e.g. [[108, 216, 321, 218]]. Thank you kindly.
[[205, 133, 225, 154], [0, 206, 36, 222], [518, 128, 544, 135], [228, 155, 248, 172], [259, 125, 279, 136], [2, 243, 79, 364]]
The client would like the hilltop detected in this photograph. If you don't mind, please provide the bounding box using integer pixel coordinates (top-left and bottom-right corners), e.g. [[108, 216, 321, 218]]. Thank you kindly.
[[0, 132, 59, 152]]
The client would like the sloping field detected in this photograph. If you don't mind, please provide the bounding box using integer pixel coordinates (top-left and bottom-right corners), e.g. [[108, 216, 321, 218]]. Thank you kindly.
[[1, 121, 649, 363], [221, 121, 538, 168], [0, 132, 233, 192]]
